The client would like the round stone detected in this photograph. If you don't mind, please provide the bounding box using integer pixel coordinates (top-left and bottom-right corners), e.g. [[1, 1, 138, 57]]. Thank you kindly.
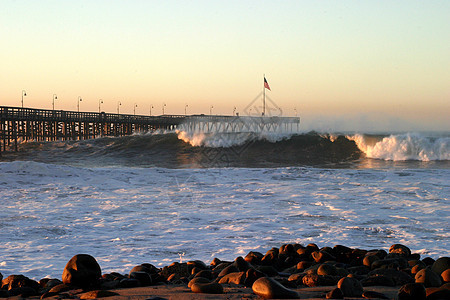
[[62, 254, 101, 288], [337, 276, 363, 297], [190, 282, 223, 294], [252, 277, 299, 299], [398, 283, 426, 300]]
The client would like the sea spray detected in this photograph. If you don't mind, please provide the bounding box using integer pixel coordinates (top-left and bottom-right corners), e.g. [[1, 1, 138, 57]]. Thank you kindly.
[[347, 133, 450, 161]]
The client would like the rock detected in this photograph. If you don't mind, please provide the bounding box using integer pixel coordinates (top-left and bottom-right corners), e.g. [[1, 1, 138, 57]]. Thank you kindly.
[[1, 274, 40, 291], [297, 261, 314, 270], [363, 254, 380, 268], [389, 244, 411, 257], [233, 256, 252, 271], [361, 275, 395, 287], [311, 250, 336, 263], [190, 282, 223, 294], [426, 287, 450, 300], [188, 277, 210, 288], [245, 251, 264, 265], [79, 290, 119, 299], [62, 254, 101, 288], [252, 277, 299, 299], [255, 265, 279, 277], [48, 283, 71, 293], [0, 272, 2, 282], [415, 267, 442, 287], [160, 262, 190, 279], [129, 263, 158, 275], [302, 274, 339, 287], [398, 283, 426, 300], [362, 290, 389, 299], [210, 257, 222, 267], [411, 263, 426, 275], [326, 287, 344, 299], [0, 290, 8, 298], [441, 269, 450, 283], [372, 257, 408, 269], [317, 264, 337, 276], [244, 268, 265, 287], [119, 278, 140, 288], [261, 248, 279, 266], [218, 264, 239, 277], [8, 286, 38, 297], [368, 268, 414, 286], [347, 265, 370, 275], [422, 257, 435, 266], [431, 257, 450, 276], [129, 271, 152, 286], [187, 260, 207, 270], [218, 271, 246, 285], [337, 276, 364, 297], [193, 269, 214, 280], [44, 279, 63, 289]]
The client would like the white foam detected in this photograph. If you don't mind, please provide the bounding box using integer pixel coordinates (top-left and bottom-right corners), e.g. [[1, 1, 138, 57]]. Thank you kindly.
[[347, 133, 450, 161]]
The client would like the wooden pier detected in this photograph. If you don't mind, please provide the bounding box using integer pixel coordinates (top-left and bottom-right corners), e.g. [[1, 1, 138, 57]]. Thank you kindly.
[[0, 106, 300, 153]]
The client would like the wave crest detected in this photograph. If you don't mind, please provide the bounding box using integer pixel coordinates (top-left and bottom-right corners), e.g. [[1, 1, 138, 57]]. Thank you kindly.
[[347, 133, 450, 161]]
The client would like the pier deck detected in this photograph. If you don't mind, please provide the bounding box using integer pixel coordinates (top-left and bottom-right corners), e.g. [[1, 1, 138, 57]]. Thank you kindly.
[[0, 106, 299, 153]]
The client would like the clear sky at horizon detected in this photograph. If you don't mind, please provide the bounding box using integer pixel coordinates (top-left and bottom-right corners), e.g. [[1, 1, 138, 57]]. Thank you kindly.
[[1, 0, 449, 132]]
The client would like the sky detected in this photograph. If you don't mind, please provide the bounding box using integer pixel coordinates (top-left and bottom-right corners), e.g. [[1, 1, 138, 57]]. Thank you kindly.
[[1, 0, 449, 132]]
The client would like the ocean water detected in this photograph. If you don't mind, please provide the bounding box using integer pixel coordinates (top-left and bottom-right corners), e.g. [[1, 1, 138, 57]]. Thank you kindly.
[[0, 131, 449, 280]]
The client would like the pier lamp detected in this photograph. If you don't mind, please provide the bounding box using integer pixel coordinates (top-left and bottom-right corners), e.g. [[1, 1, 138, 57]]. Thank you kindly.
[[77, 97, 82, 112], [210, 105, 213, 115], [163, 103, 166, 115], [134, 103, 138, 116], [98, 99, 103, 113], [233, 106, 236, 116], [52, 94, 58, 110], [117, 101, 122, 114], [294, 108, 297, 117], [150, 105, 154, 116], [185, 104, 188, 115], [21, 90, 27, 108]]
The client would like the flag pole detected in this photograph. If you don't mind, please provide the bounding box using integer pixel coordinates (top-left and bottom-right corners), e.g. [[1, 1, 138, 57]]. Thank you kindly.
[[263, 74, 265, 116]]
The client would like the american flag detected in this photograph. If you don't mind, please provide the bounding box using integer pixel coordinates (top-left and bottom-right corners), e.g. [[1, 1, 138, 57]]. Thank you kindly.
[[264, 77, 271, 91]]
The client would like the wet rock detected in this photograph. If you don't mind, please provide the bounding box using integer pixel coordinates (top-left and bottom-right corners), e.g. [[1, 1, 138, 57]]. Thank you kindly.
[[363, 254, 380, 268], [326, 287, 344, 299], [362, 290, 389, 299], [193, 269, 213, 280], [398, 283, 426, 300], [190, 282, 223, 294], [297, 261, 314, 270], [48, 283, 71, 293], [210, 257, 222, 267], [187, 260, 207, 270], [337, 276, 363, 297], [252, 277, 299, 299], [233, 256, 252, 272], [372, 257, 408, 269], [62, 254, 102, 288], [312, 250, 336, 263], [426, 287, 450, 300], [422, 257, 435, 266], [415, 267, 442, 287], [411, 263, 426, 276], [130, 263, 158, 275], [431, 257, 450, 276], [218, 271, 246, 285], [347, 265, 370, 275], [79, 290, 119, 299], [255, 265, 279, 277], [119, 278, 140, 288]]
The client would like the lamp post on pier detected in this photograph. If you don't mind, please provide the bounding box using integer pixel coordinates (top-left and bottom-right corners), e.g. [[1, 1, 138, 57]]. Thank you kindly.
[[98, 99, 103, 113], [233, 106, 236, 116], [185, 104, 188, 115], [162, 103, 166, 115], [77, 97, 82, 112], [210, 105, 213, 115], [150, 105, 154, 116], [117, 101, 122, 114], [134, 103, 138, 116], [21, 90, 27, 108], [52, 94, 57, 110]]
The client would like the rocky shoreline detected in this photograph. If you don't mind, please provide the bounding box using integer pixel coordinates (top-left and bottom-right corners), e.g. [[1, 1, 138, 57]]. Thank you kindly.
[[1, 243, 449, 299]]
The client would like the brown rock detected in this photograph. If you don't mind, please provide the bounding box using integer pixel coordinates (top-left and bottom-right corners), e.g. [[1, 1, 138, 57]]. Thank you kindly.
[[441, 269, 450, 283], [79, 290, 119, 299], [252, 277, 299, 299], [389, 244, 411, 257], [362, 290, 389, 299], [62, 254, 101, 288], [431, 257, 450, 276], [187, 277, 210, 288], [317, 264, 337, 276], [245, 251, 264, 265], [415, 267, 442, 287], [1, 274, 40, 291], [398, 283, 426, 300], [326, 287, 344, 299], [337, 276, 363, 297], [190, 282, 223, 294], [218, 271, 246, 285], [217, 264, 239, 277], [244, 268, 265, 287], [368, 268, 414, 286]]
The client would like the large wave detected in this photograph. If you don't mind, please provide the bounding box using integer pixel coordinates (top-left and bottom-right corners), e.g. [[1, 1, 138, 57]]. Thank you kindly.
[[347, 133, 450, 161]]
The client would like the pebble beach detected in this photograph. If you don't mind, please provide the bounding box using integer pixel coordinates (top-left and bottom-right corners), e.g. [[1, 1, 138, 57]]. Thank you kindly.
[[1, 243, 449, 299]]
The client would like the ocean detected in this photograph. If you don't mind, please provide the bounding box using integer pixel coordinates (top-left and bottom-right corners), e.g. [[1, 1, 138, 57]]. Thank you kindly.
[[0, 130, 449, 280]]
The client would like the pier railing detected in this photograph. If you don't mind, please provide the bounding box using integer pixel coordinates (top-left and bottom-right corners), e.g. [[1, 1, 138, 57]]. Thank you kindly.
[[0, 106, 300, 153]]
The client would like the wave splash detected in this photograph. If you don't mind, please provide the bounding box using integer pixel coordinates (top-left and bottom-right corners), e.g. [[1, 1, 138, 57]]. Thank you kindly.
[[347, 133, 450, 161]]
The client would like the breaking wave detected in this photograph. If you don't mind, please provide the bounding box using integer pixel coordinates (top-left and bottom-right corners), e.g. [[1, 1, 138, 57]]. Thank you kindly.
[[347, 133, 450, 161]]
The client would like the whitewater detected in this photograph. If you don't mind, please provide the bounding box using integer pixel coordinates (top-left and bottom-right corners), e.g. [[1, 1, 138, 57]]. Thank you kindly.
[[0, 131, 449, 280]]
